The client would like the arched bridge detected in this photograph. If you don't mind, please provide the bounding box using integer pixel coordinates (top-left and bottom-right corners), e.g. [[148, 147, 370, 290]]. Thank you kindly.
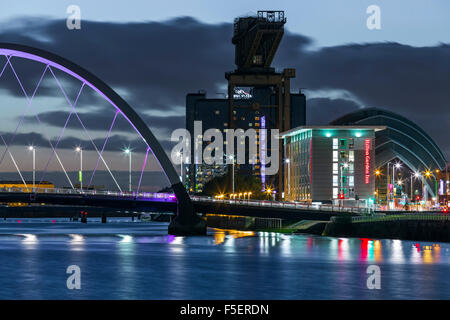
[[0, 43, 205, 235]]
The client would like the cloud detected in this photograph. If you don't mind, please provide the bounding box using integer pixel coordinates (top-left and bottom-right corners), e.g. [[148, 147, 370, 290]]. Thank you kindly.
[[0, 130, 145, 152], [306, 97, 361, 125], [0, 16, 448, 162], [21, 108, 185, 133]]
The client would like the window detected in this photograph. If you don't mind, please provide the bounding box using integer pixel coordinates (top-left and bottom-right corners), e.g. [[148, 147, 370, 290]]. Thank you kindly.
[[349, 150, 354, 162], [340, 151, 348, 160], [215, 110, 220, 115], [348, 138, 354, 149], [349, 163, 354, 173], [339, 139, 346, 148], [333, 139, 338, 149], [333, 162, 338, 174], [333, 175, 338, 187], [333, 188, 338, 199], [333, 151, 338, 162], [349, 176, 354, 187]]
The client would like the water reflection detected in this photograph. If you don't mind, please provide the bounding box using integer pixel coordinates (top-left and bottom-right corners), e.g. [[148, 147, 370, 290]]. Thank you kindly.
[[169, 235, 184, 253], [1, 220, 450, 299], [68, 234, 84, 251], [212, 229, 255, 245], [17, 234, 38, 249], [390, 239, 404, 263]]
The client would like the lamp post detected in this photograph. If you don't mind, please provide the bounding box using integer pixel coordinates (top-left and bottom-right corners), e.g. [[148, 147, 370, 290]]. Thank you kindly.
[[176, 151, 184, 185], [393, 163, 401, 206], [411, 171, 420, 205], [375, 169, 381, 203], [28, 146, 35, 190], [228, 154, 235, 194], [285, 158, 290, 201], [435, 169, 440, 205], [425, 170, 437, 207], [75, 147, 82, 191], [124, 149, 132, 192], [386, 162, 391, 203]]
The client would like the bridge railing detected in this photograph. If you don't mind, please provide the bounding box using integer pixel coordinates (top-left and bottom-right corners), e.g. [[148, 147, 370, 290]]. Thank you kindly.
[[189, 196, 375, 214], [349, 213, 450, 223], [0, 187, 177, 202]]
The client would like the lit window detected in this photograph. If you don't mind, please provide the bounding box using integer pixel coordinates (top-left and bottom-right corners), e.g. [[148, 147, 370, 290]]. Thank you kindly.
[[349, 176, 354, 187], [333, 188, 338, 199], [333, 163, 338, 174], [333, 151, 338, 162], [333, 139, 338, 149], [215, 110, 220, 115], [349, 151, 354, 162], [333, 175, 338, 187]]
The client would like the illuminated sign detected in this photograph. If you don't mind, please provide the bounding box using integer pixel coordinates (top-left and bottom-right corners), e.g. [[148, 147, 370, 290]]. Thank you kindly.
[[364, 139, 371, 184], [260, 116, 266, 191], [233, 88, 252, 99]]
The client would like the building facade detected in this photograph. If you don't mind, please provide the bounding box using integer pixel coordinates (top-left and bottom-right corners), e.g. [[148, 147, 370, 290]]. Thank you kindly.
[[186, 89, 305, 193], [281, 126, 384, 204], [186, 11, 306, 194]]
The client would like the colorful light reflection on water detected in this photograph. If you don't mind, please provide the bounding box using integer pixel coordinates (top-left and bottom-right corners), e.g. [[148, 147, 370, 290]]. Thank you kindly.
[[0, 219, 448, 299]]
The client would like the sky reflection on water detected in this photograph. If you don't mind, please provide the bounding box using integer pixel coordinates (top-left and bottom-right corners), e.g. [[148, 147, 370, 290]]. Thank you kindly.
[[0, 219, 448, 299]]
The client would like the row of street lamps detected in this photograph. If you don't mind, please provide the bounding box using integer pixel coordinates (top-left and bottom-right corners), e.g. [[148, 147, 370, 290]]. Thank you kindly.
[[375, 163, 440, 205], [215, 192, 252, 200], [26, 146, 133, 192]]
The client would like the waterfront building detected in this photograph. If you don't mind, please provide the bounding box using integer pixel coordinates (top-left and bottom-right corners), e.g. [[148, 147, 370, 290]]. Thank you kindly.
[[330, 108, 447, 204], [186, 11, 306, 194], [0, 180, 54, 192], [281, 126, 385, 205]]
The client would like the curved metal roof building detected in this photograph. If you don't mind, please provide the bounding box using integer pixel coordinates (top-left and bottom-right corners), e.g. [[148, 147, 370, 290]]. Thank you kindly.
[[330, 108, 447, 197]]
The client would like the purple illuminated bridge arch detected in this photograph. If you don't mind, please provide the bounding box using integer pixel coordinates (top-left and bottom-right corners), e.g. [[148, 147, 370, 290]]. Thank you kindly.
[[0, 43, 206, 235]]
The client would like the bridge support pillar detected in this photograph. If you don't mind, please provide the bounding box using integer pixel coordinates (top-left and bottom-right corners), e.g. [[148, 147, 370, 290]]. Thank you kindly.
[[168, 182, 207, 236]]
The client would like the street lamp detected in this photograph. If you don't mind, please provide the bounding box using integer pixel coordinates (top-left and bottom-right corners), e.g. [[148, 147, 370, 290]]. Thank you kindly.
[[28, 146, 35, 190], [386, 162, 391, 203], [392, 162, 402, 206], [75, 147, 82, 191], [424, 169, 437, 206], [124, 148, 132, 192], [411, 171, 421, 205], [175, 151, 184, 185], [375, 169, 381, 203], [285, 158, 290, 201], [228, 154, 235, 194]]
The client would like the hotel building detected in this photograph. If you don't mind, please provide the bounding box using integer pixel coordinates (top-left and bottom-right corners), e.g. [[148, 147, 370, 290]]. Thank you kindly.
[[281, 126, 385, 204]]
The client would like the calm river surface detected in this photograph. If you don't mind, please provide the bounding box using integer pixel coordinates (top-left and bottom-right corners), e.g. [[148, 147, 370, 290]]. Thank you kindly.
[[0, 218, 448, 299]]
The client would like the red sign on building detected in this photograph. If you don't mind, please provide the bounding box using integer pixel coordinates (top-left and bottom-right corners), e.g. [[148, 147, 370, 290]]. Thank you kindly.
[[364, 139, 371, 184]]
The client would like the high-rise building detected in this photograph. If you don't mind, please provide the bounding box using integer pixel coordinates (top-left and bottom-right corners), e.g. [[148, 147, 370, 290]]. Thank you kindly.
[[186, 11, 306, 194]]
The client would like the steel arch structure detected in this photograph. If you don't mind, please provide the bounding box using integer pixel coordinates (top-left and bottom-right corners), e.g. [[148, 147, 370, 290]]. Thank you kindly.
[[0, 43, 205, 235]]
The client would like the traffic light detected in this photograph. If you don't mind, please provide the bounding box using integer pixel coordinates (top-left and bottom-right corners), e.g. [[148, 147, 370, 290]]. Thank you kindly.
[[415, 195, 421, 202], [442, 207, 448, 214], [338, 193, 345, 199]]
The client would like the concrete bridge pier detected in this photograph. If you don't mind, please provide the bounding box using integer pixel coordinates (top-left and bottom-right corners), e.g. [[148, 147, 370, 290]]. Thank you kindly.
[[168, 183, 207, 236]]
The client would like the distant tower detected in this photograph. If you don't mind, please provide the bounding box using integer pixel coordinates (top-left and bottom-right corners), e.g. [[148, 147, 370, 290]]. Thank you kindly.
[[185, 11, 306, 196], [226, 11, 304, 198], [232, 10, 286, 72]]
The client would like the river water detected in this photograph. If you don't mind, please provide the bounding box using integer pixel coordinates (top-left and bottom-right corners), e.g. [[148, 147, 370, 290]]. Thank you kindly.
[[0, 218, 448, 299]]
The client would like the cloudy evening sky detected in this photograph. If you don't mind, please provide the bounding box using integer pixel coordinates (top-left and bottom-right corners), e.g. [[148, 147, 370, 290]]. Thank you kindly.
[[0, 0, 448, 190]]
